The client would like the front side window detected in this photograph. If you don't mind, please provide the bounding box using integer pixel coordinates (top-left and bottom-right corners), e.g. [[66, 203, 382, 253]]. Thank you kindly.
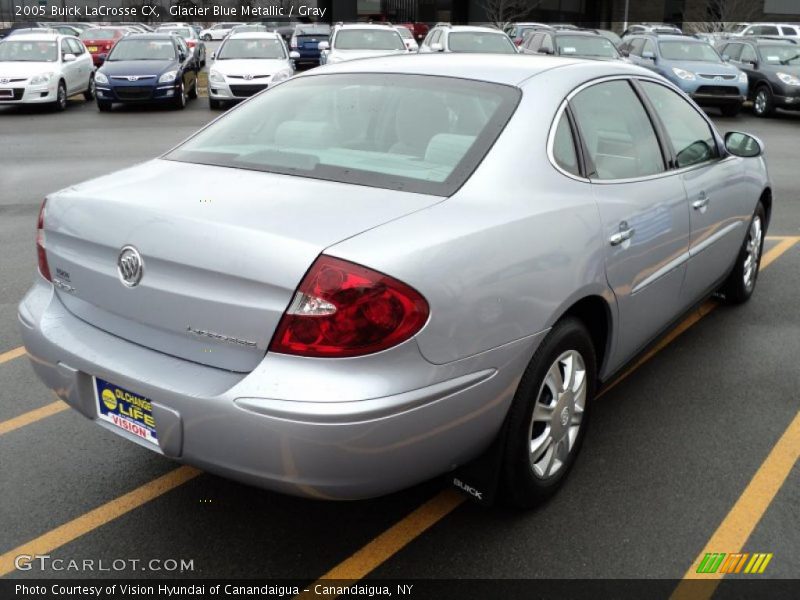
[[218, 38, 286, 60], [642, 39, 656, 55], [448, 32, 516, 54], [639, 81, 718, 168], [334, 29, 405, 51], [570, 80, 665, 180], [67, 38, 84, 55], [740, 44, 757, 63], [722, 43, 742, 61], [552, 112, 580, 176], [0, 40, 58, 62], [628, 38, 645, 56], [166, 74, 520, 196], [658, 41, 721, 62]]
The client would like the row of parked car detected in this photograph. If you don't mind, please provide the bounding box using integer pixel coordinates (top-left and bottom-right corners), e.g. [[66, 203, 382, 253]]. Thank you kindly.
[[1, 20, 799, 118]]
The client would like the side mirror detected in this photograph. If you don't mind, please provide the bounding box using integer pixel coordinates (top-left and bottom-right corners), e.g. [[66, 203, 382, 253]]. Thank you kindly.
[[642, 50, 656, 60], [721, 54, 730, 61], [318, 41, 329, 51], [430, 42, 443, 52], [289, 50, 300, 59], [210, 51, 215, 60], [62, 53, 76, 62], [725, 131, 763, 157]]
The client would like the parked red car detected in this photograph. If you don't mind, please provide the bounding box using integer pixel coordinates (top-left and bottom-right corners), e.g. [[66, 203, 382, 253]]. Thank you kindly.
[[79, 27, 130, 66]]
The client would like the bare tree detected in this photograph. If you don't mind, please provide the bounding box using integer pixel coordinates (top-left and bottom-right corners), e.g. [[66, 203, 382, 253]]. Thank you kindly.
[[684, 0, 761, 34], [480, 0, 540, 30]]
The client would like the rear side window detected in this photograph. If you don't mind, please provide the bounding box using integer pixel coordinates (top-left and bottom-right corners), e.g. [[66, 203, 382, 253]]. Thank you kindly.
[[552, 112, 580, 176], [570, 80, 665, 180], [166, 74, 521, 197], [781, 26, 797, 35], [639, 81, 718, 168]]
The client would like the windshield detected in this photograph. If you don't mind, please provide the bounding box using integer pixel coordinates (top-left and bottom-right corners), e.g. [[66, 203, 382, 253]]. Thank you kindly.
[[760, 45, 800, 65], [108, 39, 176, 61], [448, 32, 516, 54], [218, 38, 286, 59], [80, 28, 120, 40], [556, 35, 619, 58], [0, 40, 57, 62], [166, 74, 520, 196], [659, 41, 721, 62], [334, 29, 405, 51]]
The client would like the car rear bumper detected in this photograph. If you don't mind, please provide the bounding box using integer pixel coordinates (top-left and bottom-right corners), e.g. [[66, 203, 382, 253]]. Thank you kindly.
[[18, 278, 534, 499]]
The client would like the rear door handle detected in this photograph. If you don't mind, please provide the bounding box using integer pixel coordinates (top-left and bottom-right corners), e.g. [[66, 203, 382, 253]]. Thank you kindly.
[[693, 193, 710, 210], [609, 227, 635, 246]]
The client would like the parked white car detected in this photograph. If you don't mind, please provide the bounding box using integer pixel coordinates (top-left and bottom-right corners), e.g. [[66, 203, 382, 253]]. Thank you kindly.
[[727, 22, 800, 41], [199, 22, 244, 41], [0, 32, 94, 110], [207, 31, 296, 109], [395, 25, 419, 52], [319, 23, 407, 65]]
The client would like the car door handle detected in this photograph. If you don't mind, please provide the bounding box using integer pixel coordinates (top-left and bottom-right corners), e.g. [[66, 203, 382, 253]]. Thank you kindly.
[[693, 194, 710, 210], [609, 227, 635, 246]]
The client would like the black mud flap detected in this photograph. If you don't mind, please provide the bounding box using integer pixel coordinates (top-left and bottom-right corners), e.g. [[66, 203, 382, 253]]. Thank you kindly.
[[447, 421, 509, 506]]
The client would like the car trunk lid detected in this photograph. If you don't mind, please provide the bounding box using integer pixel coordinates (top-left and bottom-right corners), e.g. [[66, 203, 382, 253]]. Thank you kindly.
[[43, 159, 441, 372]]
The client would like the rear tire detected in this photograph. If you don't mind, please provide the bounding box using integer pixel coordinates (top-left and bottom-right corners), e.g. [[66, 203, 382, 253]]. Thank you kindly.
[[187, 77, 198, 100], [720, 103, 741, 117], [719, 202, 766, 305], [500, 318, 596, 508], [203, 34, 212, 41], [753, 86, 774, 118]]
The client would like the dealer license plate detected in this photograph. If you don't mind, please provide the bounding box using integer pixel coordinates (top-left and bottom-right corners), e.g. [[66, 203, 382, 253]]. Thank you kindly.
[[94, 377, 158, 446]]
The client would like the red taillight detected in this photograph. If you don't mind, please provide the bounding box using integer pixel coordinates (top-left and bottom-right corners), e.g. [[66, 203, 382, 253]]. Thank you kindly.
[[36, 199, 51, 282], [187, 40, 196, 48], [269, 255, 429, 358]]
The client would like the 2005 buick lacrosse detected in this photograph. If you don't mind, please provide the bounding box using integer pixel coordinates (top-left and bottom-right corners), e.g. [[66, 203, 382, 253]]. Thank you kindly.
[[19, 54, 770, 505]]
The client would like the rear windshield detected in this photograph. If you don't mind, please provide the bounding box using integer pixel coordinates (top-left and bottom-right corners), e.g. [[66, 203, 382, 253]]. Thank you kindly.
[[556, 35, 619, 58], [80, 28, 121, 40], [334, 29, 405, 51], [659, 41, 720, 62], [166, 74, 520, 196], [448, 32, 516, 54], [108, 39, 176, 61], [218, 38, 286, 59], [0, 40, 57, 61]]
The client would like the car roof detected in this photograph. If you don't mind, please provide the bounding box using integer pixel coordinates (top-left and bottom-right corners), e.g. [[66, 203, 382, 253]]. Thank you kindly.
[[4, 32, 62, 41], [228, 31, 282, 40], [552, 30, 601, 37], [306, 53, 653, 87], [123, 33, 177, 41], [439, 25, 505, 34], [336, 23, 397, 30], [738, 36, 797, 44]]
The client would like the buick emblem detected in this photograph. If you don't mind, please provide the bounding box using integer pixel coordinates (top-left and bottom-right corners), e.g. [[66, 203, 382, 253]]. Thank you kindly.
[[127, 76, 139, 82], [0, 78, 8, 84], [117, 246, 144, 287], [243, 74, 254, 80]]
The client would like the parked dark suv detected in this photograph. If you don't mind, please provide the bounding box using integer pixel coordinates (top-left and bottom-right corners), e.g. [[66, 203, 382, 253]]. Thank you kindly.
[[717, 37, 800, 117]]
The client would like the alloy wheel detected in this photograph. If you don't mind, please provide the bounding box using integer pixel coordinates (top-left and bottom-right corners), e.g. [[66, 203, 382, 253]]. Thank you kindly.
[[743, 215, 763, 291], [528, 350, 587, 479], [754, 90, 767, 115]]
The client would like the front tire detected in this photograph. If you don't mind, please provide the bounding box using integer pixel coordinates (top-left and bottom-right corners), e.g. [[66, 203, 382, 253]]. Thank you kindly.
[[83, 74, 95, 101], [753, 86, 774, 118], [52, 80, 67, 112], [187, 77, 198, 100], [203, 34, 212, 41], [501, 318, 596, 508], [719, 202, 766, 304]]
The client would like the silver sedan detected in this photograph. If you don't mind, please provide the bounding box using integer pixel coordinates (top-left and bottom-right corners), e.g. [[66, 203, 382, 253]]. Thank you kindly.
[[19, 54, 771, 505]]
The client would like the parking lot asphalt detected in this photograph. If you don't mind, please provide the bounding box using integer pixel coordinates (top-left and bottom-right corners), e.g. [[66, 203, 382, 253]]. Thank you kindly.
[[1, 81, 799, 595]]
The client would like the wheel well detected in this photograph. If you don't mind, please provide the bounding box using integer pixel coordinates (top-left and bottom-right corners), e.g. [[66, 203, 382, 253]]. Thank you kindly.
[[760, 187, 772, 228], [559, 296, 610, 374]]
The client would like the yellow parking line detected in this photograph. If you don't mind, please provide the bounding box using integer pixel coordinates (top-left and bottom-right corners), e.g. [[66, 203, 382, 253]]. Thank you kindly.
[[0, 346, 25, 365], [0, 466, 201, 577], [670, 411, 800, 600], [760, 236, 799, 269], [0, 401, 68, 436], [295, 490, 465, 599]]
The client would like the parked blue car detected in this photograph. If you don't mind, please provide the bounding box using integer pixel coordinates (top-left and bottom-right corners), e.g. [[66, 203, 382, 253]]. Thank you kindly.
[[289, 23, 330, 69], [620, 34, 748, 116], [94, 33, 198, 111]]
